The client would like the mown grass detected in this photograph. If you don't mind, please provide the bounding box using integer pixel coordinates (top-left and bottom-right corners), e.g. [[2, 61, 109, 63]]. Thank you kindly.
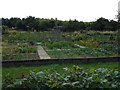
[[2, 62, 119, 81]]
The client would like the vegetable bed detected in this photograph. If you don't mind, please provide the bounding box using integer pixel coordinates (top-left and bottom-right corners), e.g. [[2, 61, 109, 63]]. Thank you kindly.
[[3, 63, 120, 89]]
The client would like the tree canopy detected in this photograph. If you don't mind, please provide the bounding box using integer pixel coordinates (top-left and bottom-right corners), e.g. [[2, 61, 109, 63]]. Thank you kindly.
[[1, 16, 120, 32]]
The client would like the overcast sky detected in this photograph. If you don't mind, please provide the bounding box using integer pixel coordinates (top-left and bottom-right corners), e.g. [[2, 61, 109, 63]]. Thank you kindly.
[[1, 0, 120, 22]]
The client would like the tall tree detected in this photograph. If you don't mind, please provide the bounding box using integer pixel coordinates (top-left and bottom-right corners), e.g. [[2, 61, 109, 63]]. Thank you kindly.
[[24, 16, 36, 31], [91, 17, 110, 31]]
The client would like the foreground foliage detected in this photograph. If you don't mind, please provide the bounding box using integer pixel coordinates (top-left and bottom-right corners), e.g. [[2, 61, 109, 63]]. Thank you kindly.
[[3, 65, 120, 89]]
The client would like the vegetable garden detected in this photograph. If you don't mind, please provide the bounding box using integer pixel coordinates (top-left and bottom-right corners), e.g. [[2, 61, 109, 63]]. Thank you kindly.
[[2, 30, 120, 89], [2, 30, 119, 60]]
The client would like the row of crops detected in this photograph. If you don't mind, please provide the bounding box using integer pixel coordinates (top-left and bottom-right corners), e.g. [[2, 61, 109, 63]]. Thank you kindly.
[[3, 65, 120, 89], [2, 30, 119, 60], [2, 30, 65, 60]]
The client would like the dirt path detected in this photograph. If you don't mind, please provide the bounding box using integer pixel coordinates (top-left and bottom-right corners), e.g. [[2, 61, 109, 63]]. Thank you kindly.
[[37, 46, 51, 59]]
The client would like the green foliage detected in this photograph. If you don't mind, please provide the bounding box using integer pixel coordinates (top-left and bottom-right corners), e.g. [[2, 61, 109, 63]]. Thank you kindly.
[[2, 31, 65, 44], [3, 66, 120, 89], [75, 31, 116, 42], [2, 25, 8, 30], [47, 47, 116, 58], [45, 41, 75, 49], [2, 30, 118, 60], [72, 34, 86, 41], [1, 25, 9, 34], [101, 44, 119, 53], [2, 17, 120, 32], [14, 43, 37, 53], [75, 40, 99, 47], [2, 53, 26, 60], [91, 17, 120, 31], [2, 62, 119, 81]]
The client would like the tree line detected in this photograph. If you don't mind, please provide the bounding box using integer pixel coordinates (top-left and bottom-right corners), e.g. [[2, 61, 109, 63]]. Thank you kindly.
[[2, 16, 120, 32]]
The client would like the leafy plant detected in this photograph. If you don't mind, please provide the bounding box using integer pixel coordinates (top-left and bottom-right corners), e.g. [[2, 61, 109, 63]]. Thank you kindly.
[[2, 54, 26, 60], [14, 43, 37, 53], [45, 41, 75, 49], [101, 44, 119, 52], [3, 65, 120, 89], [74, 39, 99, 47]]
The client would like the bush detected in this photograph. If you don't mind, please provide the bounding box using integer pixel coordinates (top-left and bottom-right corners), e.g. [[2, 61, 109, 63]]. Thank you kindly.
[[3, 65, 120, 89]]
